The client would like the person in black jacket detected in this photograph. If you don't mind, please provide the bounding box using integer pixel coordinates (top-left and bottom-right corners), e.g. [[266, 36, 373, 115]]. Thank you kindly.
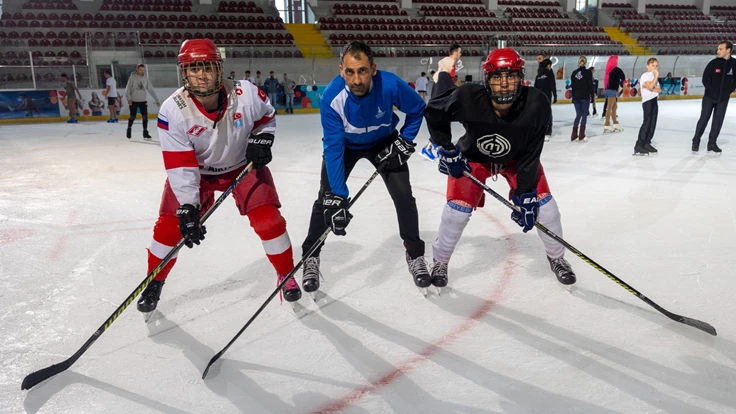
[[570, 56, 595, 141], [603, 55, 626, 133], [691, 40, 736, 154], [424, 48, 577, 291], [534, 58, 557, 141]]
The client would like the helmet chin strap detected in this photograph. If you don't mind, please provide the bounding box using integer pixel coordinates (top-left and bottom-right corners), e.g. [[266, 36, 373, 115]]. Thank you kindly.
[[485, 72, 522, 105]]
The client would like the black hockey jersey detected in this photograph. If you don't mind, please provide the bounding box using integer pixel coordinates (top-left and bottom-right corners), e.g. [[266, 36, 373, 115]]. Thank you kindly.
[[425, 84, 549, 196]]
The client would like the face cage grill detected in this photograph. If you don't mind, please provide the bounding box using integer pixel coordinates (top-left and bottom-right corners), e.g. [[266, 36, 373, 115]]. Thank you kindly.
[[485, 68, 523, 104], [180, 60, 223, 98]]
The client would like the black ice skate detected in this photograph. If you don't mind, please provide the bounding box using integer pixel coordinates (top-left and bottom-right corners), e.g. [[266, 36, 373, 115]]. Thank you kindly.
[[406, 253, 431, 296], [143, 130, 152, 141], [430, 259, 449, 295], [278, 274, 302, 303], [302, 256, 322, 301], [691, 140, 700, 154], [548, 256, 576, 287], [707, 142, 722, 155], [644, 143, 658, 154], [633, 145, 650, 156], [137, 279, 165, 322]]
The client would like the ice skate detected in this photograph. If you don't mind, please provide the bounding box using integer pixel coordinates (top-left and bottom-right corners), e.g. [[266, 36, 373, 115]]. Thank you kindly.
[[707, 142, 722, 155], [420, 141, 438, 161], [633, 145, 650, 156], [278, 273, 302, 304], [603, 125, 614, 134], [137, 279, 165, 322], [430, 259, 448, 295], [406, 253, 431, 296], [548, 256, 576, 288], [302, 256, 322, 301], [612, 123, 624, 132]]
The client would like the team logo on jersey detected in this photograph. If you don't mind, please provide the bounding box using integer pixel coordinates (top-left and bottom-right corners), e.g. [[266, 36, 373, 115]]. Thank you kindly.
[[728, 68, 734, 76], [187, 125, 207, 136], [477, 134, 511, 157], [236, 88, 243, 96], [575, 71, 583, 80], [716, 68, 721, 73], [376, 106, 385, 118], [234, 112, 244, 129]]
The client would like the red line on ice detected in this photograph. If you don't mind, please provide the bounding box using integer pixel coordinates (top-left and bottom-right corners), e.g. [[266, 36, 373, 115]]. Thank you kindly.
[[305, 180, 518, 414]]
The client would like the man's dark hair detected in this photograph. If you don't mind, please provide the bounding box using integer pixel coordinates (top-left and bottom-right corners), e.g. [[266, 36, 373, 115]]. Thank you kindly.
[[137, 64, 146, 69], [245, 70, 251, 74], [256, 71, 261, 74], [230, 71, 235, 74], [60, 73, 68, 79], [449, 44, 461, 54], [340, 41, 374, 65], [421, 72, 426, 76], [719, 40, 733, 53], [430, 70, 435, 74], [104, 69, 112, 76], [269, 71, 274, 74]]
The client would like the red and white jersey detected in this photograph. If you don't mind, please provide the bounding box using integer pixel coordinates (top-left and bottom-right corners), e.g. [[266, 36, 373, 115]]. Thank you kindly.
[[157, 80, 275, 206]]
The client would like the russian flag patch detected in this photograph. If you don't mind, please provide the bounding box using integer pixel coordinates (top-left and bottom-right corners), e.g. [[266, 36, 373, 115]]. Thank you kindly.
[[157, 116, 169, 130]]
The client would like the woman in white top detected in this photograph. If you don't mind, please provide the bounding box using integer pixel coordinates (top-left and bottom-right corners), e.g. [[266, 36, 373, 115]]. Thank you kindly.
[[634, 58, 662, 155]]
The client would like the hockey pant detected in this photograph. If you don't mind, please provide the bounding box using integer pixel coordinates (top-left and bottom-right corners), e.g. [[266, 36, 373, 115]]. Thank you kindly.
[[147, 166, 294, 282], [433, 161, 565, 264]]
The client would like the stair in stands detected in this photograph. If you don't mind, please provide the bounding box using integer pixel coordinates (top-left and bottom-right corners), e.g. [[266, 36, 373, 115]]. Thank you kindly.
[[604, 26, 650, 55], [285, 23, 333, 58]]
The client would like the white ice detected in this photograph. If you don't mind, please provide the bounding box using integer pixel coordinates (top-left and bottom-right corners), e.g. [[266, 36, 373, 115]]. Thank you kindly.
[[2, 98, 736, 414]]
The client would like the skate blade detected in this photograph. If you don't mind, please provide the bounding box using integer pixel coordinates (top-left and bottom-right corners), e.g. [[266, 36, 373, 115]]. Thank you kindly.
[[291, 301, 308, 316], [310, 290, 326, 303], [691, 151, 699, 155], [562, 284, 575, 294], [632, 152, 649, 156], [418, 287, 428, 297], [707, 151, 722, 156], [435, 286, 444, 296], [143, 311, 155, 323]]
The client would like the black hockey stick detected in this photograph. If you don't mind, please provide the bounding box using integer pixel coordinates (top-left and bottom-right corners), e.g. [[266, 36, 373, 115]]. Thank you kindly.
[[202, 162, 387, 379], [21, 162, 255, 391], [463, 171, 717, 336]]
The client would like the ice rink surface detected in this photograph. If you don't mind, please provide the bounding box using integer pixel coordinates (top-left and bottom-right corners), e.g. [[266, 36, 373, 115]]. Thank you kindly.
[[1, 98, 736, 414]]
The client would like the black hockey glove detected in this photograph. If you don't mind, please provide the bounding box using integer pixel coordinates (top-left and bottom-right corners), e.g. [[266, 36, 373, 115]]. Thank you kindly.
[[375, 135, 416, 170], [176, 204, 207, 248], [437, 146, 471, 178], [511, 190, 538, 233], [322, 193, 352, 236], [246, 133, 274, 170]]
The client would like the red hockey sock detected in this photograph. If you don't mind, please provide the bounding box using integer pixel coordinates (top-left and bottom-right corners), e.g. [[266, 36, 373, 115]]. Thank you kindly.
[[148, 216, 181, 281], [248, 205, 294, 276]]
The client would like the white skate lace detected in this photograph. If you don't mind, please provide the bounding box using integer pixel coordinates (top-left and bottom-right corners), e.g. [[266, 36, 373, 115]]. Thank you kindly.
[[303, 257, 322, 282], [432, 261, 448, 279], [407, 256, 429, 277], [550, 257, 571, 274]]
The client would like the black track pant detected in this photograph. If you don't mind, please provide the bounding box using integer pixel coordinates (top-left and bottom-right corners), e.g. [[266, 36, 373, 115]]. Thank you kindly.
[[128, 101, 149, 131], [692, 96, 729, 145], [301, 133, 425, 259], [636, 98, 658, 147]]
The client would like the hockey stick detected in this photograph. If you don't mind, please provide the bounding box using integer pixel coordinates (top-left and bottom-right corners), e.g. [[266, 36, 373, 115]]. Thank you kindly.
[[202, 162, 387, 379], [21, 162, 255, 391], [463, 171, 717, 336]]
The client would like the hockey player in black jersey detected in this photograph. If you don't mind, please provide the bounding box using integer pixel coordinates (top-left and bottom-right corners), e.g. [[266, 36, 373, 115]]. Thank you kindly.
[[424, 48, 577, 291]]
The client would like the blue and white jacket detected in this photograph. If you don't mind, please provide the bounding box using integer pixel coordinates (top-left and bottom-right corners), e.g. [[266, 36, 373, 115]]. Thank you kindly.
[[321, 70, 426, 197]]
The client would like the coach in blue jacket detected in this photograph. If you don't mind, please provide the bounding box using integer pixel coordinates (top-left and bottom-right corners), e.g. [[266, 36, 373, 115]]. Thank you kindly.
[[300, 41, 430, 293]]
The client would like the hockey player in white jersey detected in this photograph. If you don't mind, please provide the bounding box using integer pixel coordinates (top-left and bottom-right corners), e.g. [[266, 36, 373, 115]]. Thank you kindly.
[[137, 39, 301, 315]]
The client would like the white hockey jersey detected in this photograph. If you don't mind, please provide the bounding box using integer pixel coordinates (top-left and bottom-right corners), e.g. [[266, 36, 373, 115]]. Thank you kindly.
[[157, 80, 276, 206]]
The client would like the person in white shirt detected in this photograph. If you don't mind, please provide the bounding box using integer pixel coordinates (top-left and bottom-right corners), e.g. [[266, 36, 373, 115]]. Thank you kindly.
[[136, 39, 303, 316], [634, 58, 662, 155], [415, 72, 428, 101], [104, 69, 118, 123]]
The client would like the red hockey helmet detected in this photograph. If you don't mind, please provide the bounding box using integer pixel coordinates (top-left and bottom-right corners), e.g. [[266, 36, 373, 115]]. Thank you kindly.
[[178, 39, 223, 97], [482, 48, 525, 104]]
